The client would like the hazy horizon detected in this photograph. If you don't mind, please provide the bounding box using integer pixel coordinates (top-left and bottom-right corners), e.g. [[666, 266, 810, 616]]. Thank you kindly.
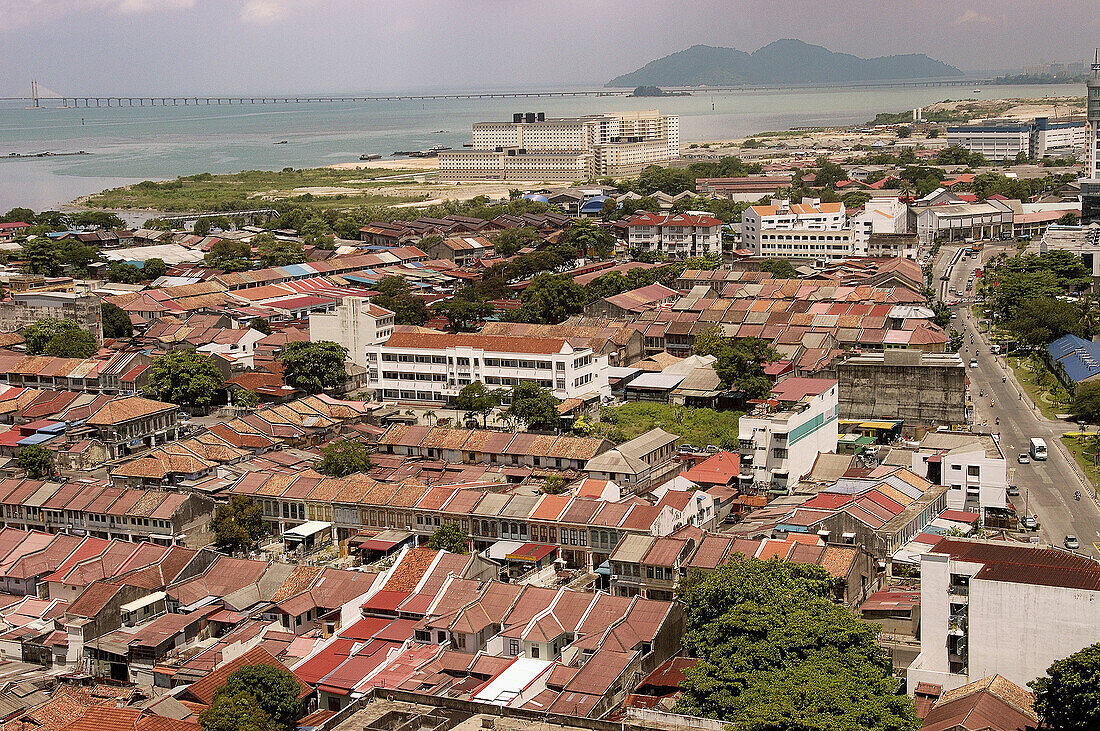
[[2, 1, 1098, 97]]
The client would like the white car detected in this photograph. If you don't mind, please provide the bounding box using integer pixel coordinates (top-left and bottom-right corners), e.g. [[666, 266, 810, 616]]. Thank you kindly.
[[1065, 535, 1080, 550], [1017, 453, 1031, 464], [969, 359, 978, 368]]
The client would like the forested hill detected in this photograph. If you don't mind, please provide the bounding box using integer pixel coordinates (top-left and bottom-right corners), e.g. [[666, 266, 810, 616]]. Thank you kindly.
[[607, 39, 963, 87]]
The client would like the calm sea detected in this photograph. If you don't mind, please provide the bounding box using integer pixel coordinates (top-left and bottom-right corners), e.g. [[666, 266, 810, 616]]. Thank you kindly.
[[0, 83, 1076, 213]]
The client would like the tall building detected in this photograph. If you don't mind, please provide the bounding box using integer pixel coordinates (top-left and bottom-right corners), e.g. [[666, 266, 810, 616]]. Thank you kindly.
[[1083, 50, 1100, 224], [439, 110, 679, 181]]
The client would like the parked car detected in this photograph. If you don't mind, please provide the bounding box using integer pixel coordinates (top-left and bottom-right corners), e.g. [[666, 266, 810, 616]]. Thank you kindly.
[[969, 359, 978, 368], [1018, 453, 1031, 464], [1007, 484, 1020, 496], [677, 444, 696, 455], [1021, 515, 1039, 530], [704, 445, 720, 453], [1065, 535, 1080, 550]]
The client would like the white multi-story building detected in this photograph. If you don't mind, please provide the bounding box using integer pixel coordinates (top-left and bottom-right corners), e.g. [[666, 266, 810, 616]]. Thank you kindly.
[[738, 378, 839, 494], [309, 297, 395, 369], [622, 212, 724, 258], [368, 332, 610, 404], [946, 117, 1087, 161], [909, 431, 1008, 519], [741, 200, 856, 260], [441, 110, 679, 181], [851, 197, 913, 256], [908, 537, 1100, 693]]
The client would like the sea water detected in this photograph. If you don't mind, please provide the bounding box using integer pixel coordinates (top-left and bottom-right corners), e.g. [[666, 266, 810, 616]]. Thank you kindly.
[[0, 83, 1076, 212]]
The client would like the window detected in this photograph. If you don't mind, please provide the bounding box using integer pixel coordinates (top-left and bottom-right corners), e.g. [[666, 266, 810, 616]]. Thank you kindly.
[[509, 640, 520, 656], [530, 645, 539, 659], [967, 465, 980, 477]]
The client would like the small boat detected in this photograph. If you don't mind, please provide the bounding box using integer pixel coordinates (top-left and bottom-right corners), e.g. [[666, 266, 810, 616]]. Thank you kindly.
[[359, 153, 382, 161], [432, 129, 447, 133], [274, 140, 288, 144], [972, 89, 981, 93], [428, 144, 446, 151]]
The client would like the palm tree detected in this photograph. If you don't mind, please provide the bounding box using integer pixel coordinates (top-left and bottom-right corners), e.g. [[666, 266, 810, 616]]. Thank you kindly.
[[424, 410, 436, 427]]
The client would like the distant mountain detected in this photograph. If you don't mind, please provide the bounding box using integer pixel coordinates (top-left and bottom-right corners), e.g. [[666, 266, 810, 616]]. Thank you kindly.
[[607, 40, 963, 87]]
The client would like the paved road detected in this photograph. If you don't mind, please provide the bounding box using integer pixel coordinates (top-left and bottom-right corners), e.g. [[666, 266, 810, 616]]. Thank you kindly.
[[938, 244, 1100, 555]]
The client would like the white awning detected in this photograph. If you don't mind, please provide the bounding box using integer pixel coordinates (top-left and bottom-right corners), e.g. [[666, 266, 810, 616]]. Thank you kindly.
[[121, 590, 166, 613]]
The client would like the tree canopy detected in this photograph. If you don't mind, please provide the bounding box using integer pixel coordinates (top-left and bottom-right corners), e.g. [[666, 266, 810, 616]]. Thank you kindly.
[[433, 297, 493, 332], [102, 302, 135, 339], [757, 258, 798, 278], [23, 318, 98, 358], [255, 234, 306, 267], [559, 218, 615, 259], [674, 558, 917, 731], [315, 438, 372, 477], [692, 328, 779, 399], [427, 523, 470, 554], [504, 381, 561, 431], [512, 273, 587, 324], [1030, 641, 1100, 730], [455, 381, 504, 427], [214, 664, 303, 731], [279, 341, 348, 394], [146, 349, 225, 409], [16, 445, 54, 480], [1073, 381, 1100, 423], [212, 495, 265, 554], [200, 692, 275, 731], [371, 276, 431, 326]]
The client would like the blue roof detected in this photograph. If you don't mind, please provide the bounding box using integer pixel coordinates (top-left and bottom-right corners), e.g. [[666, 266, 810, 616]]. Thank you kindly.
[[280, 263, 314, 278], [580, 196, 610, 213], [1047, 334, 1100, 384], [17, 433, 56, 446], [523, 194, 549, 203]]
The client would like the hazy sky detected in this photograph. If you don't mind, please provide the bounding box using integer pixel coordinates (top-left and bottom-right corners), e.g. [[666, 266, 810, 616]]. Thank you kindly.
[[2, 0, 1098, 96]]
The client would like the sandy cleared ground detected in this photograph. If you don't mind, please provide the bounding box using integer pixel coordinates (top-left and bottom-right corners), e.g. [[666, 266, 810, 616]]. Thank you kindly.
[[326, 158, 439, 172]]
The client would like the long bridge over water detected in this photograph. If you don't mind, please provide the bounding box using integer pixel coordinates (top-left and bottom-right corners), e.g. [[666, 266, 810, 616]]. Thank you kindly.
[[2, 78, 991, 109]]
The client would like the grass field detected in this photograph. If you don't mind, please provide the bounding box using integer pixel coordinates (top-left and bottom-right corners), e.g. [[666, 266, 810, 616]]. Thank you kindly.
[[1008, 355, 1073, 420], [83, 167, 428, 212], [1061, 435, 1100, 492], [597, 402, 741, 450]]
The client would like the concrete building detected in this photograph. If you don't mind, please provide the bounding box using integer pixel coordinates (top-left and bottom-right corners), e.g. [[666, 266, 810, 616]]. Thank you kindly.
[[621, 212, 723, 258], [850, 197, 913, 256], [837, 350, 967, 426], [741, 200, 856, 261], [738, 378, 839, 494], [368, 332, 609, 404], [1083, 53, 1100, 224], [908, 537, 1100, 693], [440, 110, 679, 181], [0, 292, 103, 340], [912, 199, 1015, 244], [910, 431, 1008, 517], [946, 117, 1087, 160], [308, 298, 395, 369]]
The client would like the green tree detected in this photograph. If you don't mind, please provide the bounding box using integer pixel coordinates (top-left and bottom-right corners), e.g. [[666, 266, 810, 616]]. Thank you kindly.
[[205, 239, 253, 271], [559, 218, 615, 259], [316, 438, 373, 477], [1011, 296, 1083, 345], [542, 475, 568, 495], [146, 349, 225, 409], [455, 381, 503, 427], [1029, 641, 1100, 730], [1073, 381, 1100, 423], [233, 389, 261, 408], [200, 692, 274, 731], [433, 297, 493, 332], [143, 257, 168, 280], [256, 234, 306, 267], [193, 217, 212, 236], [504, 381, 561, 431], [215, 664, 303, 731], [896, 125, 912, 138], [371, 276, 431, 326], [23, 318, 95, 356], [490, 227, 542, 257], [45, 328, 97, 358], [19, 238, 64, 276], [71, 210, 124, 229], [248, 317, 273, 335], [693, 327, 779, 399], [212, 495, 266, 554], [106, 262, 145, 284], [279, 341, 348, 394], [674, 559, 917, 731], [757, 258, 798, 278], [102, 302, 134, 339], [427, 523, 470, 554], [514, 274, 587, 324], [1058, 212, 1080, 225], [15, 445, 54, 479]]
